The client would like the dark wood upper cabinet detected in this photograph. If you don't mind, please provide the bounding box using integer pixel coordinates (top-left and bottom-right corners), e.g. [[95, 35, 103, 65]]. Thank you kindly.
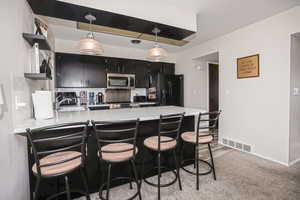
[[55, 53, 175, 89], [83, 56, 107, 88], [106, 58, 125, 74], [135, 60, 150, 88], [122, 59, 136, 74], [161, 62, 175, 74], [56, 53, 86, 88], [148, 62, 163, 74]]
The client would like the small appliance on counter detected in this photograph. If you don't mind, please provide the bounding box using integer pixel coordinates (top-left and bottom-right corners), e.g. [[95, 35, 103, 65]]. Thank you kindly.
[[147, 87, 157, 102], [32, 91, 54, 120], [133, 95, 147, 103], [89, 92, 95, 105], [79, 91, 87, 105], [96, 92, 104, 104]]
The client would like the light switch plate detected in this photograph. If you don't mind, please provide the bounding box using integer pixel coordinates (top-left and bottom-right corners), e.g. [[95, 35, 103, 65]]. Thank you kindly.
[[293, 88, 299, 96]]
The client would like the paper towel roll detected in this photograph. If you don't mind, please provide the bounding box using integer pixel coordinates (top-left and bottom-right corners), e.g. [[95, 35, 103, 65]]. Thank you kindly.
[[32, 91, 54, 120]]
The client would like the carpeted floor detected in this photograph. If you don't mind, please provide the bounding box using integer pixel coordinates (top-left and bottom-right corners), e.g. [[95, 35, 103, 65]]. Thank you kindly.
[[76, 146, 300, 200]]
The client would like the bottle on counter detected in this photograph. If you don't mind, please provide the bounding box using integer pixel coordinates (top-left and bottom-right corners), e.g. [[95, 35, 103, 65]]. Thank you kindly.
[[79, 91, 87, 105]]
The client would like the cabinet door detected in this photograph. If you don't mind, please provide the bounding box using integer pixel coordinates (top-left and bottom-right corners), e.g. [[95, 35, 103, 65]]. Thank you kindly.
[[55, 53, 85, 88], [122, 59, 136, 74], [162, 63, 175, 74], [135, 61, 150, 88], [106, 58, 123, 73], [83, 56, 107, 88], [149, 62, 163, 74]]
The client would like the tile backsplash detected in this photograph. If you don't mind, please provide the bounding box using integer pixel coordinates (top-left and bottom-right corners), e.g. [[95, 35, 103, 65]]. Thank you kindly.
[[56, 88, 147, 104]]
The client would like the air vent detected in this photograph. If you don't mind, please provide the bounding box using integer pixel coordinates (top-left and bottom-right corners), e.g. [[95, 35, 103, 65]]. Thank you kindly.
[[228, 140, 235, 147], [236, 142, 243, 150], [243, 144, 251, 152], [222, 138, 252, 153]]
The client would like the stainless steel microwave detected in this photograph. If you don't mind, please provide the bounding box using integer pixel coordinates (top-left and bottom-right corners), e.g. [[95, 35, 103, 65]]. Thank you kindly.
[[107, 73, 135, 89]]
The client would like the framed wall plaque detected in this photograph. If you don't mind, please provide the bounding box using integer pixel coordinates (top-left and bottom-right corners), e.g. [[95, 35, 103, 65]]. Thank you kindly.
[[237, 54, 260, 79]]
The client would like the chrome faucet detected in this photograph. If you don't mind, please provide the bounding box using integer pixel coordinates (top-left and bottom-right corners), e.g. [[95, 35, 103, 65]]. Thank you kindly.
[[56, 97, 72, 110]]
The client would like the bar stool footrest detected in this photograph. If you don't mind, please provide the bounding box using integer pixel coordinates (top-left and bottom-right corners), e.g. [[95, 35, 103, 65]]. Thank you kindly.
[[143, 166, 178, 188], [45, 189, 88, 200], [181, 158, 213, 176], [99, 177, 140, 200]]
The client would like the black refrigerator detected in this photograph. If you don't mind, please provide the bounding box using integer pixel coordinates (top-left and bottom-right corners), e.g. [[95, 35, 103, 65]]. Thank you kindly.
[[148, 73, 184, 106]]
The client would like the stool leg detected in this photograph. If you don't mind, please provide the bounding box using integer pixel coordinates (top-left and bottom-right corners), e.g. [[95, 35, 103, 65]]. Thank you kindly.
[[128, 161, 133, 190], [157, 152, 161, 200], [130, 159, 142, 200], [196, 144, 200, 190], [106, 164, 112, 200], [64, 176, 71, 200], [180, 142, 186, 167], [141, 149, 145, 183], [56, 177, 60, 200], [194, 145, 197, 169], [208, 143, 216, 180], [173, 149, 182, 190], [80, 168, 90, 200], [33, 177, 41, 200]]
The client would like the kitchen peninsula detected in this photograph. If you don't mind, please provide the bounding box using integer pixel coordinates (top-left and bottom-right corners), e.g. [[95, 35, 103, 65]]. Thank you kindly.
[[16, 106, 204, 199], [14, 106, 203, 134]]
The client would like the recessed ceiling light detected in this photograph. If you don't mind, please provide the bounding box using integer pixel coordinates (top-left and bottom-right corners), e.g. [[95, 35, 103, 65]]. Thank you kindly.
[[131, 39, 141, 44]]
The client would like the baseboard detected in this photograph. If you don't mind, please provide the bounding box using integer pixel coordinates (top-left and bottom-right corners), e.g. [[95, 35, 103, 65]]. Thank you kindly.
[[218, 141, 289, 167], [289, 157, 300, 166]]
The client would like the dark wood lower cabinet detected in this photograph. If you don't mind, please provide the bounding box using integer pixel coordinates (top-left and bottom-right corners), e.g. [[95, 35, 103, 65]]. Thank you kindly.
[[27, 116, 195, 200]]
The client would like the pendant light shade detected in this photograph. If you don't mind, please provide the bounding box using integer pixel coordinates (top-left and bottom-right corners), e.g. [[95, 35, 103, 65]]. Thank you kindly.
[[147, 44, 168, 62], [79, 14, 104, 56], [147, 28, 168, 62], [79, 33, 103, 55]]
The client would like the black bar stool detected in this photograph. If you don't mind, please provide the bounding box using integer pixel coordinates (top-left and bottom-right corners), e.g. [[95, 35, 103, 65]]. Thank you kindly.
[[142, 113, 185, 200], [92, 119, 142, 200], [181, 111, 221, 190], [26, 122, 90, 200]]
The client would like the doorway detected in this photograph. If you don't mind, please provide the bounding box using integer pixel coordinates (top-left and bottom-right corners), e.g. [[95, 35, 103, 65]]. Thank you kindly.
[[209, 63, 219, 114], [208, 62, 219, 144]]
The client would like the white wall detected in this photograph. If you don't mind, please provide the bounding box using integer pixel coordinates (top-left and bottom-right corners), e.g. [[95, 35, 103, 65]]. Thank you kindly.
[[175, 6, 300, 165], [0, 0, 55, 199], [55, 38, 176, 63], [289, 35, 300, 164]]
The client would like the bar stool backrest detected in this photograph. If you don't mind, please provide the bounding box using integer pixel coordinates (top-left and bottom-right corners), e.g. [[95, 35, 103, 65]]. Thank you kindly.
[[196, 111, 221, 138], [26, 121, 90, 177], [158, 113, 185, 150], [92, 119, 140, 161]]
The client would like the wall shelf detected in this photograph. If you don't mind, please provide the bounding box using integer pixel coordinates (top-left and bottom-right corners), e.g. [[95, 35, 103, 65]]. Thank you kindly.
[[24, 73, 52, 80], [22, 33, 51, 51]]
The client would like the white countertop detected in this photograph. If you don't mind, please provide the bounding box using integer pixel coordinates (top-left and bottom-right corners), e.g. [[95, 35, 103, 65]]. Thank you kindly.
[[14, 106, 204, 134]]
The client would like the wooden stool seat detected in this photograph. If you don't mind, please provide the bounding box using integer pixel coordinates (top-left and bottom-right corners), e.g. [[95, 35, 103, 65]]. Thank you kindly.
[[181, 132, 213, 144], [92, 119, 142, 200], [32, 151, 82, 177], [144, 136, 177, 151], [100, 143, 138, 162]]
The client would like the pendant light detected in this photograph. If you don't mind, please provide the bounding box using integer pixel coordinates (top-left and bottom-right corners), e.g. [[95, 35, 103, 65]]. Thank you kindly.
[[79, 14, 104, 55], [147, 28, 168, 62]]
